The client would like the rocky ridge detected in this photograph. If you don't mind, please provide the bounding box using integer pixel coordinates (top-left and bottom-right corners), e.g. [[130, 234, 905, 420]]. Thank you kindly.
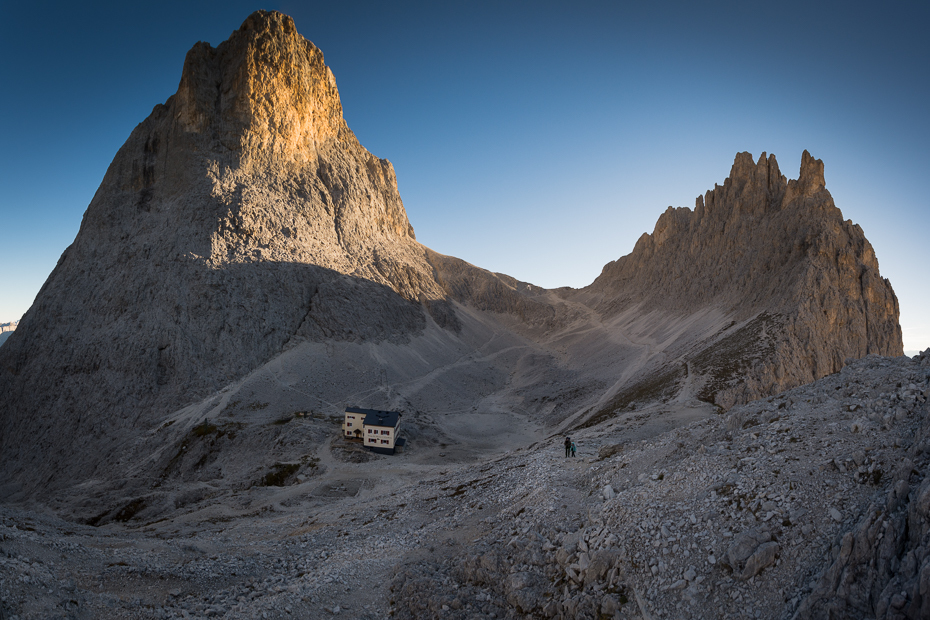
[[572, 150, 902, 411]]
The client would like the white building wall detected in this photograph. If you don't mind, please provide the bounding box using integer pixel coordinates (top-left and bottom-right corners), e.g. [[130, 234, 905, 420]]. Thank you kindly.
[[343, 412, 363, 437], [364, 424, 396, 449]]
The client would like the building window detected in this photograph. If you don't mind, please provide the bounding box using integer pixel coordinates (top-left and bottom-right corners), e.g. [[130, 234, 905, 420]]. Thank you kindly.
[[381, 439, 389, 444], [346, 423, 352, 427], [381, 430, 390, 435]]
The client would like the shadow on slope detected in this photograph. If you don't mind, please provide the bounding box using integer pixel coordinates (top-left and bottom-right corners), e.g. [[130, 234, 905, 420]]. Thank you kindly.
[[0, 260, 457, 504]]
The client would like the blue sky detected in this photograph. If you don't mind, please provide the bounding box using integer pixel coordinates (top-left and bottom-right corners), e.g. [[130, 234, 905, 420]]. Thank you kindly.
[[1, 1, 927, 351]]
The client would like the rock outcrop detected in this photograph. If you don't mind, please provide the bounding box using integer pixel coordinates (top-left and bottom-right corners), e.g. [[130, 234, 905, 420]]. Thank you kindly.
[[577, 151, 902, 410]]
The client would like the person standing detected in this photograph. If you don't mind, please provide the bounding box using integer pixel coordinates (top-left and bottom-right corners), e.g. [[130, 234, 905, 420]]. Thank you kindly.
[[564, 436, 571, 458], [570, 441, 577, 457]]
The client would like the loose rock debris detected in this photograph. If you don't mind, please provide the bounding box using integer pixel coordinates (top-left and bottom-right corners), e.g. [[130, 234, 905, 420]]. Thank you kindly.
[[1, 350, 928, 619]]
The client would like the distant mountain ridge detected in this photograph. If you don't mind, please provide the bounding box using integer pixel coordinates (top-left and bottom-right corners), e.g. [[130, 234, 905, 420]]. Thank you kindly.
[[0, 11, 902, 503], [0, 321, 17, 349]]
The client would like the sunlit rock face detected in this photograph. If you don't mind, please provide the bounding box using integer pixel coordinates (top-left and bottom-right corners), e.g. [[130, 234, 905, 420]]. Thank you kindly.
[[580, 151, 903, 408], [110, 10, 430, 283]]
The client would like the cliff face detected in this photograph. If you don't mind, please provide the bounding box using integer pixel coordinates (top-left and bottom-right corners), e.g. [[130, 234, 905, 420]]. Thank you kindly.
[[99, 10, 432, 288], [0, 11, 449, 493], [583, 151, 903, 408]]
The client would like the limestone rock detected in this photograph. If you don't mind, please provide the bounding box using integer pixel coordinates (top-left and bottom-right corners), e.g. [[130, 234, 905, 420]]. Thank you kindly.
[[598, 443, 624, 460], [726, 528, 772, 574], [794, 475, 930, 619], [581, 151, 902, 410], [740, 541, 779, 580]]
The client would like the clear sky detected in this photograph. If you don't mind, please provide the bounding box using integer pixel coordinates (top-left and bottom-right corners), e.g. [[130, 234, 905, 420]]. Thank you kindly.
[[1, 1, 927, 352]]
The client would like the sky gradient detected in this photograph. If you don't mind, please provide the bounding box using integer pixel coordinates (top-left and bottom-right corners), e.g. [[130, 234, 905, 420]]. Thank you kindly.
[[1, 1, 927, 351]]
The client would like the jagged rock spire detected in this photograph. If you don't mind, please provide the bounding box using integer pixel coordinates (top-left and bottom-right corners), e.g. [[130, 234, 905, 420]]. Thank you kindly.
[[585, 150, 902, 408]]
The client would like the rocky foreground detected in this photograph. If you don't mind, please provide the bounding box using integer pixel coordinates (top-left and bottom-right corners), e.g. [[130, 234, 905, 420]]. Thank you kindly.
[[1, 350, 928, 619]]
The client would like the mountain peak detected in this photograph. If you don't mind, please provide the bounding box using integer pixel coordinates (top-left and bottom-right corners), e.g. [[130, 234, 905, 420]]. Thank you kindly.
[[586, 149, 901, 407], [239, 9, 297, 32], [174, 9, 349, 165], [0, 11, 449, 497], [797, 149, 826, 195]]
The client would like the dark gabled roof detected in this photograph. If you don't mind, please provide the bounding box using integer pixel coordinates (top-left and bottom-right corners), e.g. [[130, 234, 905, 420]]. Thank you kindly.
[[345, 407, 402, 428]]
